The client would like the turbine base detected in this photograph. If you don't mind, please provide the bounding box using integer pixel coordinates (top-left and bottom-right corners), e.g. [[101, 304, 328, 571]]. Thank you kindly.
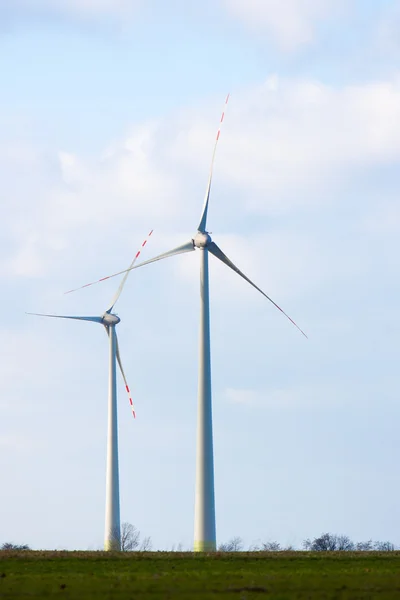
[[104, 538, 121, 552], [193, 540, 216, 552]]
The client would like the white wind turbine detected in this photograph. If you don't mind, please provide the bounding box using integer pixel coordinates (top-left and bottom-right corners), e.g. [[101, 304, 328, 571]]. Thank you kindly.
[[27, 230, 153, 551], [67, 95, 307, 552]]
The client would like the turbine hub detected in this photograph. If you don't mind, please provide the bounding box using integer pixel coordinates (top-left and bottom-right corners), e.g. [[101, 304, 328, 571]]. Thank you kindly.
[[194, 232, 212, 248], [102, 313, 120, 325]]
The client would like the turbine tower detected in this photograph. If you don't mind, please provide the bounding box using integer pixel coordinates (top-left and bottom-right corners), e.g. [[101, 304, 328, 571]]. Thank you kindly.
[[28, 230, 153, 551], [68, 96, 307, 552]]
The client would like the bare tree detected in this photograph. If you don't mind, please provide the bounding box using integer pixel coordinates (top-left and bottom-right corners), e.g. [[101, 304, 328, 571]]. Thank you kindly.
[[248, 541, 262, 551], [336, 535, 354, 551], [261, 541, 281, 551], [170, 543, 184, 552], [373, 541, 396, 551], [303, 533, 344, 551], [139, 536, 152, 552], [1, 543, 30, 551], [218, 537, 243, 552], [356, 540, 374, 551], [120, 522, 140, 551]]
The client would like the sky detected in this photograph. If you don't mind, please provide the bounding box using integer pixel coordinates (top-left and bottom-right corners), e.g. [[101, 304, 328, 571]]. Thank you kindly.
[[1, 0, 400, 551]]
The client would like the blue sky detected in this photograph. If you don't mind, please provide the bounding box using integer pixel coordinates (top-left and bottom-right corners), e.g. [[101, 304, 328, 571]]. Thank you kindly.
[[1, 0, 400, 550]]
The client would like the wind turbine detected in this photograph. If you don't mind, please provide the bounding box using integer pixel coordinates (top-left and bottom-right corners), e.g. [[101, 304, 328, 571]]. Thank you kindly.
[[67, 95, 307, 552], [28, 230, 153, 551]]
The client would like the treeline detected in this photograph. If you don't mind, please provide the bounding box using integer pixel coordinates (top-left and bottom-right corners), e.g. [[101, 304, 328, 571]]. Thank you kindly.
[[1, 531, 397, 552], [219, 533, 397, 552], [0, 523, 152, 552]]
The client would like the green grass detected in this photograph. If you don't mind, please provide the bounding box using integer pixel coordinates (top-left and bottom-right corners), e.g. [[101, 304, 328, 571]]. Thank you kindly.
[[0, 551, 400, 599]]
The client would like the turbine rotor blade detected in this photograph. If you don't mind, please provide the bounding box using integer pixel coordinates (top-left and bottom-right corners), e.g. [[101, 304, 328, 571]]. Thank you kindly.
[[123, 239, 195, 270], [198, 93, 230, 233], [65, 240, 195, 294], [26, 312, 103, 323], [207, 242, 307, 338], [115, 332, 136, 418], [106, 229, 154, 313]]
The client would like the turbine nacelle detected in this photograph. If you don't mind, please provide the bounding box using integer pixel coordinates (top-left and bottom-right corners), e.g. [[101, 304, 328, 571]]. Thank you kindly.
[[194, 232, 212, 248], [102, 313, 120, 326]]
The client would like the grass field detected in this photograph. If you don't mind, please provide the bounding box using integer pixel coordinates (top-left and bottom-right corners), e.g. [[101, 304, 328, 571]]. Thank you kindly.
[[1, 551, 400, 599]]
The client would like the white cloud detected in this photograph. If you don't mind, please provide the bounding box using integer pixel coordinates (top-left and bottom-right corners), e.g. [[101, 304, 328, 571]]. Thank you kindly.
[[0, 121, 189, 282], [221, 0, 347, 50], [166, 76, 400, 221], [4, 74, 400, 288], [0, 0, 351, 43]]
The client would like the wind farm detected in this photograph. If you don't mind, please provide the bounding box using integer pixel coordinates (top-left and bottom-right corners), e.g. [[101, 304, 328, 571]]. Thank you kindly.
[[3, 2, 400, 598], [67, 96, 307, 553]]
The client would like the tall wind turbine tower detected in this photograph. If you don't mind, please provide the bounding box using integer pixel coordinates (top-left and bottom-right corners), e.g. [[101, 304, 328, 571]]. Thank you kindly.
[[28, 231, 153, 550]]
